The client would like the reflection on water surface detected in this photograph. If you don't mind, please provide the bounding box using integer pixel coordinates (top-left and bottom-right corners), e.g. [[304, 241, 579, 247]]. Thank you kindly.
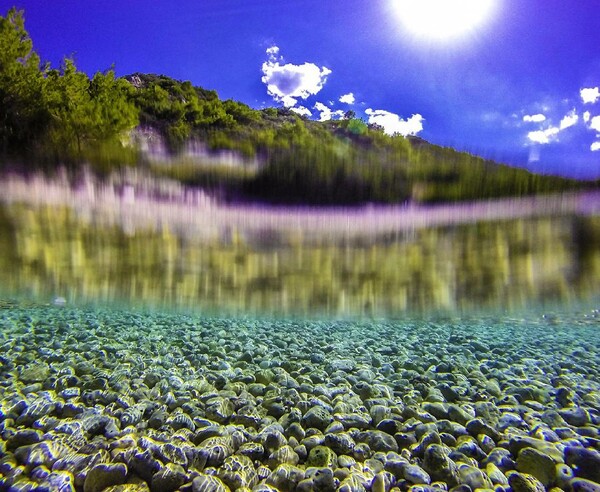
[[0, 174, 598, 317]]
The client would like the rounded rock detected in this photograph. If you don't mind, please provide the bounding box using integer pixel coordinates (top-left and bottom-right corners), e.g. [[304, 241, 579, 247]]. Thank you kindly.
[[83, 463, 127, 492]]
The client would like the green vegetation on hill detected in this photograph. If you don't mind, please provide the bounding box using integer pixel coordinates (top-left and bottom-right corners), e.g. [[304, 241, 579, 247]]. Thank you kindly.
[[0, 8, 594, 203]]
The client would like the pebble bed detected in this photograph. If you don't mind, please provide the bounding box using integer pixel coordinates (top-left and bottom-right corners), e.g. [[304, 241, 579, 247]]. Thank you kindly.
[[1, 303, 600, 492]]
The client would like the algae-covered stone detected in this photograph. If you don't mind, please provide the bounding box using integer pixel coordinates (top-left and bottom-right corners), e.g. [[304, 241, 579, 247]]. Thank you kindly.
[[19, 362, 50, 383], [559, 407, 590, 427], [403, 464, 431, 485], [6, 429, 42, 451], [516, 447, 557, 487], [192, 474, 230, 492], [268, 445, 300, 467], [355, 430, 398, 453], [323, 432, 356, 455], [371, 471, 393, 492], [303, 406, 334, 431], [508, 436, 564, 463], [422, 444, 460, 488], [150, 463, 187, 492], [307, 445, 337, 468], [507, 471, 545, 492], [83, 463, 127, 492], [457, 463, 493, 489], [45, 471, 76, 492], [218, 455, 258, 490], [485, 462, 508, 486], [555, 463, 574, 490], [266, 464, 305, 492]]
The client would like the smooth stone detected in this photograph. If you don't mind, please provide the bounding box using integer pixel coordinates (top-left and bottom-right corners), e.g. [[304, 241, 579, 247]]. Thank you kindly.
[[570, 478, 600, 492], [377, 419, 401, 435], [457, 464, 493, 490], [83, 463, 127, 492], [516, 447, 557, 487], [422, 403, 449, 420], [564, 446, 600, 482], [151, 463, 187, 492], [6, 429, 42, 451], [465, 418, 500, 442], [395, 433, 417, 450], [355, 430, 399, 453], [485, 463, 508, 485], [555, 463, 574, 490], [192, 474, 230, 492], [403, 464, 431, 485], [508, 437, 564, 463], [268, 445, 300, 467], [335, 413, 372, 430], [265, 464, 305, 492], [559, 407, 591, 427], [422, 444, 460, 488], [45, 471, 76, 492], [507, 471, 545, 492], [371, 471, 393, 492]]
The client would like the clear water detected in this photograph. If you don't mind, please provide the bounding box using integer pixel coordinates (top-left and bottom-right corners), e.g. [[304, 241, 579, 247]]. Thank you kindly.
[[1, 177, 599, 491]]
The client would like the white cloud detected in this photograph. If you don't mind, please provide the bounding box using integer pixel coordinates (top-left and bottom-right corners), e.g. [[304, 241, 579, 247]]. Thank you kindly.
[[590, 115, 600, 132], [527, 127, 560, 144], [290, 106, 312, 117], [523, 114, 546, 123], [581, 87, 600, 104], [261, 46, 331, 107], [559, 110, 578, 130], [365, 109, 424, 136], [584, 111, 591, 123], [591, 142, 600, 152], [265, 46, 280, 58], [339, 93, 355, 104], [314, 102, 344, 121]]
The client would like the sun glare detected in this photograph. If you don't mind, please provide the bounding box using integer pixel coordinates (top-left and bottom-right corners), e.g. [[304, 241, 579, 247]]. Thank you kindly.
[[392, 0, 496, 41]]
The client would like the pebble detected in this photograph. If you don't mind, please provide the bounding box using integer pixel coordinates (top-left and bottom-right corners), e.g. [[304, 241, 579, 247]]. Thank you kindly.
[[0, 303, 599, 492]]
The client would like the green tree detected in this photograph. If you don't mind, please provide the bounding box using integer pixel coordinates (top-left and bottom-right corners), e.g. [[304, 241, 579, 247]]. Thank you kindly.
[[0, 8, 47, 155], [44, 58, 138, 161]]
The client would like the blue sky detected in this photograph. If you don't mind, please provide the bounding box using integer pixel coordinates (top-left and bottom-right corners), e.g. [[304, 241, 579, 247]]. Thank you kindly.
[[7, 0, 600, 178]]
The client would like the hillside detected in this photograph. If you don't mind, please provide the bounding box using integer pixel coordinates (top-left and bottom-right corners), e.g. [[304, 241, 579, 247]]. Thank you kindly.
[[0, 8, 593, 204], [123, 73, 591, 204]]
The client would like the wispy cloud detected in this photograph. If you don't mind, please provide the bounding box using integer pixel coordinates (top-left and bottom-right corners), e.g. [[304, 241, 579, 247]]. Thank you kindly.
[[581, 87, 600, 104], [523, 113, 546, 123], [314, 102, 345, 121], [339, 93, 355, 105], [365, 109, 424, 136], [583, 111, 591, 123], [261, 46, 331, 107]]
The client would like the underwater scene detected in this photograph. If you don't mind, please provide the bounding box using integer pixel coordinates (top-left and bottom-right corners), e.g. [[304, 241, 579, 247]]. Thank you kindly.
[[1, 175, 600, 492]]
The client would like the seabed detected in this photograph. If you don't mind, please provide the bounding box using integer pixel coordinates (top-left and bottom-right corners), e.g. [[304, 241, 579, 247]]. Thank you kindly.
[[1, 301, 600, 492]]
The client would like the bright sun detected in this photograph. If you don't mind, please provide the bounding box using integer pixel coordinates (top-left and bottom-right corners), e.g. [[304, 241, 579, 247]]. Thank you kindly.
[[392, 0, 496, 41]]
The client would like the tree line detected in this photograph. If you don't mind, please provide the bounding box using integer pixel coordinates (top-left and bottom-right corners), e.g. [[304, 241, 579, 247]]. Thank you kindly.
[[0, 8, 591, 202]]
